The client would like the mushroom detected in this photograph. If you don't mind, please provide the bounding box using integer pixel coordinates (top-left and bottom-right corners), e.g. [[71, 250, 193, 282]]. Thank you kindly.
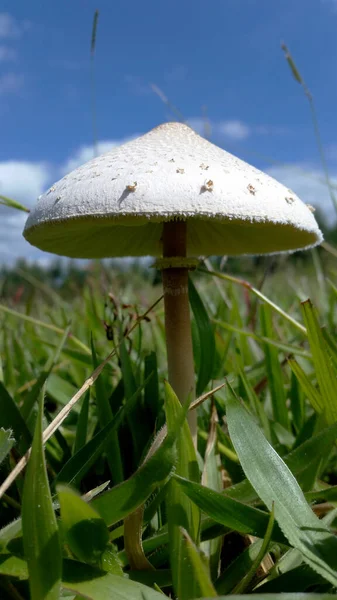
[[23, 122, 323, 441]]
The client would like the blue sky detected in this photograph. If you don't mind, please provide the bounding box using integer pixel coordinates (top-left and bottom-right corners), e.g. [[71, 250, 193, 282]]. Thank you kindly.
[[0, 0, 337, 263]]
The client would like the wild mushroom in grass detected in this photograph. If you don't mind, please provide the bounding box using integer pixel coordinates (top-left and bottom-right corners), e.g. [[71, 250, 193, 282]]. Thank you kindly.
[[23, 122, 323, 441]]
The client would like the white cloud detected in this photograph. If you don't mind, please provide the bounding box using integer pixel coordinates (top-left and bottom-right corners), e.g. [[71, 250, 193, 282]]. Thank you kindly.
[[187, 118, 288, 141], [0, 73, 24, 96], [0, 161, 52, 261], [0, 13, 31, 39], [61, 137, 136, 174], [218, 120, 251, 140], [265, 164, 337, 224], [0, 45, 16, 62]]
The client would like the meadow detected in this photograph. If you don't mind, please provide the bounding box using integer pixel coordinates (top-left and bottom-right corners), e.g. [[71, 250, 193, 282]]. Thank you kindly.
[[0, 243, 337, 599], [1, 11, 337, 598]]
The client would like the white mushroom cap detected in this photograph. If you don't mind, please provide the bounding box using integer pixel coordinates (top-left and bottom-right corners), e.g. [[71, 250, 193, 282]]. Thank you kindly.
[[23, 122, 322, 258]]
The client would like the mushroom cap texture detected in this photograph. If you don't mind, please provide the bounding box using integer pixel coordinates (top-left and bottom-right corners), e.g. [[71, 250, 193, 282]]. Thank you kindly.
[[23, 122, 322, 258]]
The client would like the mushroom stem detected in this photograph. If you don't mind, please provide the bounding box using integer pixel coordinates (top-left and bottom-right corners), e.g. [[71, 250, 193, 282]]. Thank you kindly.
[[162, 221, 197, 443]]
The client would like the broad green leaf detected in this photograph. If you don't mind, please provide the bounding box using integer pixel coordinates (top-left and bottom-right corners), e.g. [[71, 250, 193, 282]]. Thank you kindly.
[[225, 383, 337, 587], [91, 382, 189, 525], [58, 485, 109, 564], [225, 415, 337, 503], [301, 299, 337, 423], [189, 277, 215, 395], [22, 388, 62, 599], [62, 559, 164, 599], [174, 475, 285, 544], [0, 428, 15, 464]]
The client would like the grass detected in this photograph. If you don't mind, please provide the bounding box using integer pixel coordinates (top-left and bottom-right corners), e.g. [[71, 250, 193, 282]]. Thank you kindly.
[[1, 250, 337, 599], [1, 14, 337, 599]]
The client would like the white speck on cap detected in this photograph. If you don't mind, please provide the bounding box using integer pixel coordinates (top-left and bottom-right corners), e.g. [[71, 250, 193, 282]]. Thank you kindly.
[[23, 122, 323, 258]]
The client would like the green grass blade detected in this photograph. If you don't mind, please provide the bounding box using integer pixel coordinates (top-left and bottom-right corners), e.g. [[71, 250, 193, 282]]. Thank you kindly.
[[288, 357, 323, 414], [91, 336, 123, 484], [21, 324, 71, 420], [189, 277, 215, 395], [180, 528, 217, 599], [91, 383, 189, 526], [301, 299, 337, 424], [0, 194, 30, 212], [22, 388, 62, 599], [0, 382, 31, 451], [62, 558, 164, 599], [225, 419, 337, 503], [233, 503, 274, 593], [119, 337, 151, 463], [144, 351, 161, 422], [216, 538, 264, 594], [225, 383, 337, 586], [0, 429, 15, 465], [73, 389, 90, 454], [55, 407, 125, 487], [166, 385, 200, 598], [174, 475, 285, 544], [260, 304, 289, 429]]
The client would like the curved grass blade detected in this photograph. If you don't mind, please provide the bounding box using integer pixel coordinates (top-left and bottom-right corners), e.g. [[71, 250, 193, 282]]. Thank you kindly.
[[62, 558, 164, 599], [22, 387, 62, 599], [174, 475, 285, 544], [232, 504, 274, 593], [225, 383, 337, 586], [216, 538, 264, 594]]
